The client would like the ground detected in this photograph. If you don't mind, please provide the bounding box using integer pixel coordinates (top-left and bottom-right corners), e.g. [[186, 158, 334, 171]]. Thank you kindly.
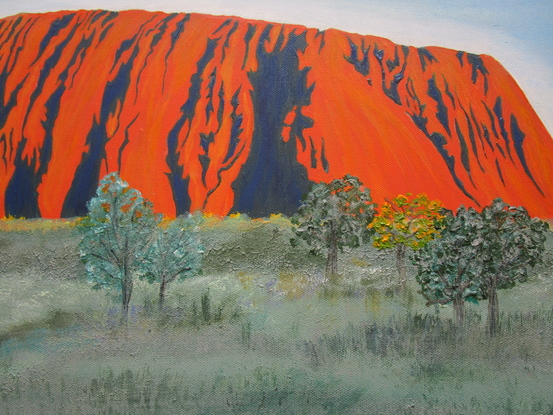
[[0, 216, 552, 414]]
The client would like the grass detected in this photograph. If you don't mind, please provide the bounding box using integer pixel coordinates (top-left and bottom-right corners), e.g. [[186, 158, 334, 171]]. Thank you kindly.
[[0, 217, 552, 414], [0, 217, 78, 232], [1, 306, 552, 414]]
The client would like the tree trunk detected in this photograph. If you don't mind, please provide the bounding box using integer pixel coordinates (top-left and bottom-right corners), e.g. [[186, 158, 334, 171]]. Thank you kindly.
[[121, 266, 133, 320], [452, 296, 465, 327], [396, 244, 407, 288], [487, 276, 499, 337], [158, 278, 167, 310], [325, 224, 338, 281]]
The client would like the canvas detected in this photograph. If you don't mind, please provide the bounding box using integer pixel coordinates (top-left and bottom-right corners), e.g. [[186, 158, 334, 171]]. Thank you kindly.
[[0, 1, 552, 414]]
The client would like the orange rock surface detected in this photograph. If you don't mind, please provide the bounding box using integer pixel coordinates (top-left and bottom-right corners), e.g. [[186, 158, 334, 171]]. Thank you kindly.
[[0, 10, 551, 218]]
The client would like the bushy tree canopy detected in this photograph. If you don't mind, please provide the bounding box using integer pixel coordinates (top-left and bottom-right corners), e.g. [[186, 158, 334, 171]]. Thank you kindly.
[[412, 198, 548, 332], [370, 193, 444, 287], [412, 206, 486, 324], [479, 198, 549, 335], [371, 193, 444, 250], [139, 214, 203, 308], [77, 172, 161, 315], [291, 175, 376, 279]]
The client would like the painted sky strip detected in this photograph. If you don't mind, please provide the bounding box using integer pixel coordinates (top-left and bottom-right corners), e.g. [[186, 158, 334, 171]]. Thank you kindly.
[[0, 0, 551, 135]]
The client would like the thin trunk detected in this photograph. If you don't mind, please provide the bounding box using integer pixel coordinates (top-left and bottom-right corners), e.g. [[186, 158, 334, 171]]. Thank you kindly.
[[121, 259, 133, 320], [122, 278, 133, 318], [453, 296, 465, 327], [325, 224, 338, 281], [159, 278, 167, 310], [396, 244, 407, 288], [487, 276, 499, 337]]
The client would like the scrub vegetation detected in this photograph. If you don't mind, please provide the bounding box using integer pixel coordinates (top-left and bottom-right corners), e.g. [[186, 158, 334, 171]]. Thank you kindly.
[[0, 176, 551, 414], [0, 216, 551, 414]]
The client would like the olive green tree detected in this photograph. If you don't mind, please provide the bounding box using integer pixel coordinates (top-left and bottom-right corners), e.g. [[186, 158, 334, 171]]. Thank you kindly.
[[291, 175, 376, 280], [479, 198, 548, 336], [412, 198, 548, 334], [412, 206, 486, 326]]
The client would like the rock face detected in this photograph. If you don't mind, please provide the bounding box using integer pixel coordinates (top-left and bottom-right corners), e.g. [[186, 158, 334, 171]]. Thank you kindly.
[[1, 10, 552, 218]]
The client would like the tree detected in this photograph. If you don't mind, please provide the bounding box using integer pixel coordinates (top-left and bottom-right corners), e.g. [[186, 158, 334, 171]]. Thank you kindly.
[[479, 198, 548, 336], [77, 172, 161, 317], [370, 193, 444, 287], [412, 207, 487, 326], [139, 214, 203, 309], [412, 198, 548, 334], [291, 175, 376, 280]]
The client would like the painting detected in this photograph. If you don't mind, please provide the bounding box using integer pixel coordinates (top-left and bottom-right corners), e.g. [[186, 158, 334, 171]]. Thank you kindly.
[[1, 1, 552, 413]]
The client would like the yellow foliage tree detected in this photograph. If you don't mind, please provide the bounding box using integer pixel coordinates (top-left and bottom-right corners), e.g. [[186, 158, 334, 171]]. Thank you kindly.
[[370, 193, 445, 287]]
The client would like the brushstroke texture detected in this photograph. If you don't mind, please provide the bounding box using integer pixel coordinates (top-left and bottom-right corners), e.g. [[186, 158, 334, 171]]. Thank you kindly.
[[0, 10, 551, 218]]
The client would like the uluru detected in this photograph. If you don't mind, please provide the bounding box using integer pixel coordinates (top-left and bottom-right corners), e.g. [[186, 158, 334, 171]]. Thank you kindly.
[[1, 9, 552, 218]]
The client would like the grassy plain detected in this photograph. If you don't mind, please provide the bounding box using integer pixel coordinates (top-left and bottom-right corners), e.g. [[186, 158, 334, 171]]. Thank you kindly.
[[0, 216, 552, 414]]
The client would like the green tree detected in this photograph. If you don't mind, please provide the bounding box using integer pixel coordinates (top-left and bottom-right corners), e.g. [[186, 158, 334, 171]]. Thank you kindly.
[[77, 172, 161, 317], [479, 198, 548, 336], [412, 207, 486, 325], [139, 215, 203, 309], [291, 175, 376, 280], [370, 193, 444, 287], [412, 198, 548, 334]]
